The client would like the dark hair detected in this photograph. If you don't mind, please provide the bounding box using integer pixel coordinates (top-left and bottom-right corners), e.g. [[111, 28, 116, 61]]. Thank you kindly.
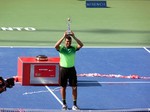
[[65, 35, 72, 40]]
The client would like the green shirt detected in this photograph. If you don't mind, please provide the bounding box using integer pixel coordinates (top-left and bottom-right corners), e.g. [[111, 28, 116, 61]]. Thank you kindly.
[[58, 45, 77, 68]]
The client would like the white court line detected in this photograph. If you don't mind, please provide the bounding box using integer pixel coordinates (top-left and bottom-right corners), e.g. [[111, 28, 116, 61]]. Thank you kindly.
[[143, 47, 150, 53], [45, 86, 63, 105], [1, 46, 150, 48], [22, 87, 61, 95], [0, 46, 52, 48], [45, 86, 63, 106]]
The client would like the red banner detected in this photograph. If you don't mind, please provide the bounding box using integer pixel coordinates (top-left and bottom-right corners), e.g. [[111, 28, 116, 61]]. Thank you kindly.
[[34, 65, 56, 77]]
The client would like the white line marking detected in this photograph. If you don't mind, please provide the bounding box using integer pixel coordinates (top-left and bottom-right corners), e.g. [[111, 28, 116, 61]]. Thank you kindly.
[[0, 46, 53, 48], [143, 47, 150, 53], [23, 90, 48, 95], [45, 86, 63, 106], [1, 46, 150, 48], [22, 87, 61, 95]]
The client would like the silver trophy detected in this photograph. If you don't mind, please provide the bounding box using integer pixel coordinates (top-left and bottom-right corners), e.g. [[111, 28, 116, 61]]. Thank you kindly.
[[67, 18, 71, 34]]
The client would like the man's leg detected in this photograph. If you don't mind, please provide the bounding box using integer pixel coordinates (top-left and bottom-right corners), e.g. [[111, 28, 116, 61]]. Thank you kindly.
[[61, 86, 68, 110], [69, 67, 79, 110], [72, 86, 77, 106], [61, 86, 66, 105], [72, 86, 80, 110]]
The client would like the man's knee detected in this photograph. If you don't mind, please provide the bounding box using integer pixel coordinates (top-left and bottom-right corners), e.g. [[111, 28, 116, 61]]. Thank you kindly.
[[72, 86, 77, 90]]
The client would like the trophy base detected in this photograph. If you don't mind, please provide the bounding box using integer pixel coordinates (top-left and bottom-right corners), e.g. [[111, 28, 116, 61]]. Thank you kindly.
[[67, 31, 71, 35]]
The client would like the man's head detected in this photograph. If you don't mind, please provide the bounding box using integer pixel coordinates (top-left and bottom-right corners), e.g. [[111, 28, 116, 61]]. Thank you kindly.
[[65, 35, 72, 48]]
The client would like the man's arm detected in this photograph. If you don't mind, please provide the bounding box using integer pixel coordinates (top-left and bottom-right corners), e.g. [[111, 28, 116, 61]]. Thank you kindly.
[[71, 31, 84, 50], [54, 32, 66, 50]]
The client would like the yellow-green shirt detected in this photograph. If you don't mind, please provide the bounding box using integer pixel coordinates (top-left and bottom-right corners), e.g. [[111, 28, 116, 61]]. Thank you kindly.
[[58, 45, 77, 68]]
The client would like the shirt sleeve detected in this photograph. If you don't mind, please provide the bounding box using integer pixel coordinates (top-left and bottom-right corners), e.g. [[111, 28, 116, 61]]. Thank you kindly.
[[58, 45, 62, 51], [73, 45, 79, 51]]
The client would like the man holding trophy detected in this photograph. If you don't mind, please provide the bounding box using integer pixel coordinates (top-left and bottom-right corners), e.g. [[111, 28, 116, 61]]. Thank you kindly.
[[55, 18, 83, 110]]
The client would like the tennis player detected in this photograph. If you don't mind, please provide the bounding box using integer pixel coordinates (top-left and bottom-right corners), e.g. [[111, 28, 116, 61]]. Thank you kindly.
[[55, 31, 83, 110]]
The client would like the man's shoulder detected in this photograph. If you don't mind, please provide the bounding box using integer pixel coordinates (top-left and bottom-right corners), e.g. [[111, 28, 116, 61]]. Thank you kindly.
[[58, 45, 65, 50]]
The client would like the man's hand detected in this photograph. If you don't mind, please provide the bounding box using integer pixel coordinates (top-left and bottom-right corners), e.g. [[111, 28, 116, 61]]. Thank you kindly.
[[69, 31, 83, 50], [63, 31, 68, 38], [68, 31, 75, 37]]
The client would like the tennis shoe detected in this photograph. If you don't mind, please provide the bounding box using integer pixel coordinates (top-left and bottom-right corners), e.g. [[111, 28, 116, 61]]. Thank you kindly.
[[62, 104, 68, 110], [72, 105, 80, 110]]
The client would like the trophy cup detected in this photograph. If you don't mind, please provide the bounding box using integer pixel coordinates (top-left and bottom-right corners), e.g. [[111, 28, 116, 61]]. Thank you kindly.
[[67, 18, 71, 34]]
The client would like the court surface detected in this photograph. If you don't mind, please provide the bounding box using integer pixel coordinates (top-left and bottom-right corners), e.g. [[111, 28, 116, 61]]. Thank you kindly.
[[0, 47, 150, 111]]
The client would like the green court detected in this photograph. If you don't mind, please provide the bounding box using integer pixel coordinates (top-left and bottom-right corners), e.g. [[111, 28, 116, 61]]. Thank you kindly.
[[0, 0, 150, 46]]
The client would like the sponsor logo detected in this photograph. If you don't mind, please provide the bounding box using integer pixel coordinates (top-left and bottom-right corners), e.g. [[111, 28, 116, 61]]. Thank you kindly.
[[86, 0, 107, 8]]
